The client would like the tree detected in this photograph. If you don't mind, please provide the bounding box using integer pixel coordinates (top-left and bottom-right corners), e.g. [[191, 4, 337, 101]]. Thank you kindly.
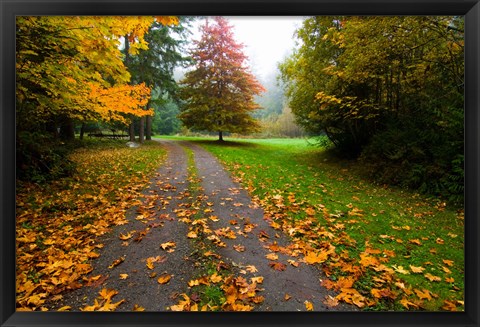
[[178, 17, 265, 141], [124, 17, 192, 142], [280, 16, 464, 200], [16, 16, 177, 180], [16, 16, 163, 135]]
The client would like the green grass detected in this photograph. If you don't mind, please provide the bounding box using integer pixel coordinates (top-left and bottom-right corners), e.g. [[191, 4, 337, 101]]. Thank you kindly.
[[160, 136, 464, 311]]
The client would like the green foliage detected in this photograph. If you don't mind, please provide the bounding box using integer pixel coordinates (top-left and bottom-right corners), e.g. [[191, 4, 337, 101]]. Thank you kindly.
[[280, 16, 464, 200], [151, 98, 182, 135]]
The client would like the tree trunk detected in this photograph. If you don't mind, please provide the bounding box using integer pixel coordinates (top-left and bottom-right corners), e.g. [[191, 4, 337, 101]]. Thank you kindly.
[[60, 117, 75, 140], [79, 123, 85, 140], [139, 116, 145, 143], [146, 115, 152, 140], [219, 131, 223, 141], [129, 120, 135, 142]]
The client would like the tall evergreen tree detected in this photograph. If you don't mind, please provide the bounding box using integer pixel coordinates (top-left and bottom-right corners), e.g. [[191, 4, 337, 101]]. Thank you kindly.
[[123, 17, 190, 141], [179, 17, 265, 141]]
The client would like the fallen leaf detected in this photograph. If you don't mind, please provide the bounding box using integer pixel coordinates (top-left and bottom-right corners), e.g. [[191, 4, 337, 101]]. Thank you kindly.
[[246, 265, 258, 273], [132, 304, 145, 311], [410, 265, 425, 273], [265, 253, 278, 260], [414, 288, 432, 301], [442, 266, 452, 274], [305, 300, 314, 311], [187, 231, 197, 239], [409, 239, 422, 246], [119, 232, 133, 240], [442, 300, 457, 311], [323, 295, 339, 307], [233, 245, 245, 252], [269, 262, 286, 271], [424, 273, 441, 282], [400, 297, 419, 309], [442, 259, 454, 266], [305, 208, 316, 216], [58, 306, 71, 311], [445, 277, 455, 283], [251, 276, 264, 284], [119, 274, 129, 280], [393, 265, 410, 275], [108, 257, 125, 269], [304, 251, 328, 264], [287, 259, 299, 267], [158, 274, 172, 284], [160, 241, 176, 251], [210, 273, 223, 283], [146, 261, 155, 270], [284, 293, 291, 301]]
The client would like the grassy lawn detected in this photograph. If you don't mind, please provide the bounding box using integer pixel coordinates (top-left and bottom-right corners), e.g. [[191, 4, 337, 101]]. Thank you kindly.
[[161, 136, 464, 311]]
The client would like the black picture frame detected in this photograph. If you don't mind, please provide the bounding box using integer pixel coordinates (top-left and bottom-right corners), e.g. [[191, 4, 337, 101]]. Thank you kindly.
[[1, 1, 478, 326]]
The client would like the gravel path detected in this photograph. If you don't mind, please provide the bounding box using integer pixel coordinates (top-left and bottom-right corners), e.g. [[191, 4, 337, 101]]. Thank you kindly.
[[56, 139, 355, 312]]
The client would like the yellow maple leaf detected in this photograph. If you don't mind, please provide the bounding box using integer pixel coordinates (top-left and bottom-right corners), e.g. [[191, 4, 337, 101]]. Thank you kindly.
[[414, 288, 432, 300], [305, 208, 316, 216], [304, 300, 314, 311], [157, 274, 172, 284], [119, 274, 129, 280], [160, 241, 176, 250], [146, 261, 155, 270], [304, 251, 328, 264], [99, 288, 118, 301], [251, 276, 264, 284], [287, 259, 299, 267], [424, 273, 441, 282], [132, 304, 145, 311], [442, 259, 454, 266], [210, 273, 223, 283], [119, 232, 133, 240], [187, 231, 197, 239], [409, 265, 425, 273], [393, 265, 410, 274], [265, 253, 278, 260], [400, 297, 419, 309]]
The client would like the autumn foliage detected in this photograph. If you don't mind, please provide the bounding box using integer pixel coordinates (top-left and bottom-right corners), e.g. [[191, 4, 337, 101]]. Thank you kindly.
[[179, 17, 265, 141], [16, 16, 178, 126]]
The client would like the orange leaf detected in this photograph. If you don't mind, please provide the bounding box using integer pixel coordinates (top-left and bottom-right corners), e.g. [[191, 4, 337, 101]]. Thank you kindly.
[[414, 288, 432, 301], [119, 232, 133, 240], [442, 259, 454, 266], [157, 274, 172, 284], [187, 231, 198, 239], [424, 273, 441, 282], [409, 265, 425, 273], [269, 262, 286, 271], [305, 208, 316, 216], [409, 239, 422, 246], [304, 251, 328, 264], [265, 253, 278, 260], [304, 300, 314, 311]]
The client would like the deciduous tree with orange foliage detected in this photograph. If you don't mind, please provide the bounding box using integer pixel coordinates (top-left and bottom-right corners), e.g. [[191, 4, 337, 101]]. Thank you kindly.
[[178, 17, 265, 141]]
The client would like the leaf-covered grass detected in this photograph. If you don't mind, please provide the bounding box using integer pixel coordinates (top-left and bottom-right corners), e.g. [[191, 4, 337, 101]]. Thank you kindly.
[[164, 136, 464, 311], [16, 139, 167, 311]]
